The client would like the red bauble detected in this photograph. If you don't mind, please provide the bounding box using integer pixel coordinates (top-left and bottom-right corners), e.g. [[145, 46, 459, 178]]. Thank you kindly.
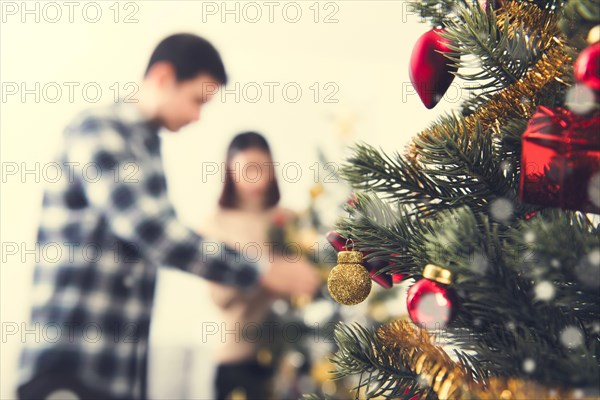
[[325, 231, 393, 288], [407, 265, 456, 329], [574, 43, 600, 91], [409, 28, 458, 109], [519, 106, 600, 213], [326, 230, 348, 253], [391, 254, 405, 284]]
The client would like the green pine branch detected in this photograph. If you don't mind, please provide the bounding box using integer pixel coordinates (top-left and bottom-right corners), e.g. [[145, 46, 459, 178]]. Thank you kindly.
[[340, 114, 532, 223], [335, 193, 599, 388], [441, 2, 544, 96], [340, 142, 453, 211], [335, 193, 431, 278], [519, 0, 568, 10], [559, 0, 600, 48], [407, 1, 565, 27], [419, 207, 600, 387], [412, 116, 517, 205], [407, 0, 469, 26], [330, 322, 436, 399], [505, 210, 600, 323]]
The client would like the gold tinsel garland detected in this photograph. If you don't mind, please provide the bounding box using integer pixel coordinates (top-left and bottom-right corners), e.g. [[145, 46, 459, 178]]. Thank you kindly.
[[377, 320, 580, 400], [377, 320, 469, 399], [496, 2, 560, 46], [407, 2, 573, 161]]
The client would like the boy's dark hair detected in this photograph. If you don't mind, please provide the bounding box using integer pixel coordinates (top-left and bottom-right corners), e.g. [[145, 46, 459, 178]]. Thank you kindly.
[[219, 132, 281, 210], [145, 33, 227, 84]]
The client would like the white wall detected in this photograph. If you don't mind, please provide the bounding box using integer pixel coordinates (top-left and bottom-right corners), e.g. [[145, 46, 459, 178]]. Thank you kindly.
[[1, 1, 465, 397]]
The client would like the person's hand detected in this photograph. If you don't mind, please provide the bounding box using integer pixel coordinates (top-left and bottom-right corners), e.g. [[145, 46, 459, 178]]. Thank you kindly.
[[260, 256, 320, 298]]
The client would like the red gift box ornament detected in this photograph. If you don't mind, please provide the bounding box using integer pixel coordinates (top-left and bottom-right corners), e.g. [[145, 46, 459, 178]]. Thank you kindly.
[[518, 106, 600, 213]]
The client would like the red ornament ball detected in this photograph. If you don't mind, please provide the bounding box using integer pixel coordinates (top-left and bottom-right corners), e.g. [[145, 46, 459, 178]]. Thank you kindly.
[[574, 43, 600, 91], [407, 277, 456, 329], [409, 28, 458, 109]]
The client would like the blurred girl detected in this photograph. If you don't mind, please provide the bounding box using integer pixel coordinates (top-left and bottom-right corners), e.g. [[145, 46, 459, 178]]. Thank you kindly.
[[198, 131, 318, 400]]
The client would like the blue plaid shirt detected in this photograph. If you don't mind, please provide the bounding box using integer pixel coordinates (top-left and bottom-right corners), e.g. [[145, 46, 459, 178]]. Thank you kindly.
[[18, 100, 262, 399]]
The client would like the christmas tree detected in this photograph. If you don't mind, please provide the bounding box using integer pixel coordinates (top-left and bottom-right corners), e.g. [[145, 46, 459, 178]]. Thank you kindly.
[[312, 1, 600, 399]]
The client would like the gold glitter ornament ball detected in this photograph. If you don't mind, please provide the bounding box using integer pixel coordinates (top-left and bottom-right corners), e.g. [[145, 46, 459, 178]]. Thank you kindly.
[[327, 251, 372, 305]]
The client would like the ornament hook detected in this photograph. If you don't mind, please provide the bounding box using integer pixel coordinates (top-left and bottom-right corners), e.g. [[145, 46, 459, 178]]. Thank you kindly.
[[345, 238, 354, 251]]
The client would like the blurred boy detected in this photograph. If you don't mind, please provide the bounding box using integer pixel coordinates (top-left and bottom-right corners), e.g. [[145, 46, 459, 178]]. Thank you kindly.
[[17, 33, 319, 400]]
